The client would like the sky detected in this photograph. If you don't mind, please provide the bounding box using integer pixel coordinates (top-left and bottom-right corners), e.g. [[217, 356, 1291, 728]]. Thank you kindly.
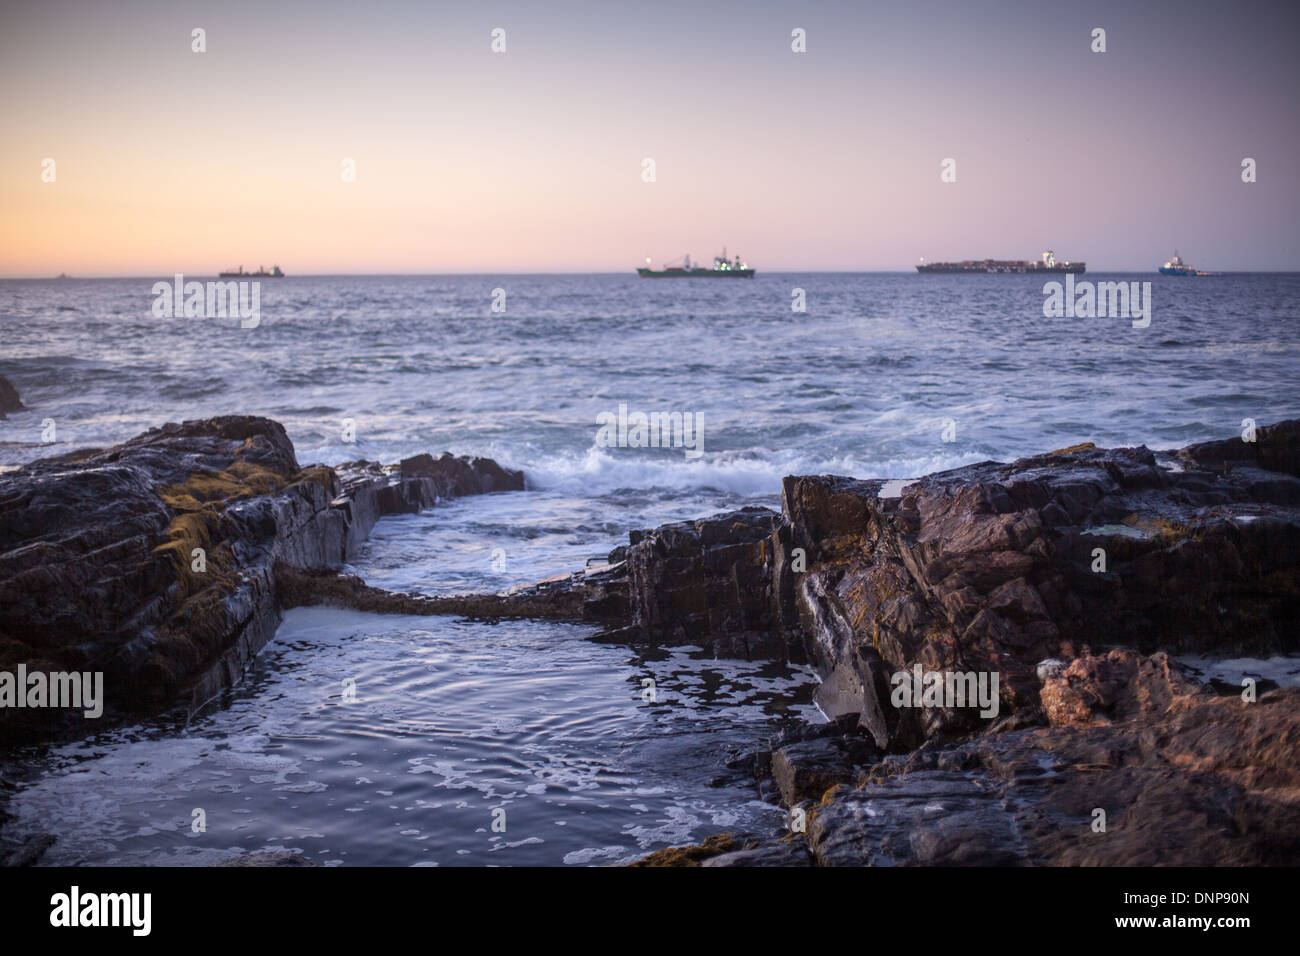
[[1, 0, 1297, 275]]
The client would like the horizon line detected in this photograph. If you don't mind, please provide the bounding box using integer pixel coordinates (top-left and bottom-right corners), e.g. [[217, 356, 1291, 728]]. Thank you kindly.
[[5, 269, 1300, 280]]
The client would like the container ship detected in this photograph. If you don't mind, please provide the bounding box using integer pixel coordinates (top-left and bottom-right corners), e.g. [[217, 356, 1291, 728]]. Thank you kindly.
[[637, 249, 754, 278], [218, 265, 284, 278], [916, 250, 1084, 274]]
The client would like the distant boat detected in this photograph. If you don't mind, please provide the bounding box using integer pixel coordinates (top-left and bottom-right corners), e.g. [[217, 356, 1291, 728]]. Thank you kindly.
[[917, 250, 1085, 274], [638, 249, 755, 278], [1158, 251, 1209, 276], [219, 265, 284, 278]]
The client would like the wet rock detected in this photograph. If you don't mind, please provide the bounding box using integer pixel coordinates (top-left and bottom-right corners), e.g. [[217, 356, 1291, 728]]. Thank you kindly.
[[0, 376, 22, 419], [625, 833, 740, 867], [0, 416, 525, 745], [1177, 419, 1300, 480], [276, 561, 627, 623], [398, 452, 524, 496], [408, 422, 1297, 696], [217, 850, 319, 867], [804, 670, 1300, 866], [809, 770, 1029, 866], [610, 507, 797, 660], [770, 733, 879, 806], [0, 832, 54, 867], [701, 840, 813, 867], [781, 422, 1300, 749]]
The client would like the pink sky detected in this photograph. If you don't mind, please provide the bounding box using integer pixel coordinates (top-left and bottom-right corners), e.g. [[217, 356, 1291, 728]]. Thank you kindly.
[[2, 0, 1297, 275]]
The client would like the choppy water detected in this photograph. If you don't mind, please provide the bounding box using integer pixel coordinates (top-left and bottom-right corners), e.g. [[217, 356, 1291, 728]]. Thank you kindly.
[[2, 273, 1298, 865], [4, 273, 1299, 488]]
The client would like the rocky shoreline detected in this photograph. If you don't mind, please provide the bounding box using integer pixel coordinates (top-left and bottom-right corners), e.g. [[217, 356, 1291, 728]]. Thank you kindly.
[[2, 410, 1297, 866], [0, 415, 523, 745]]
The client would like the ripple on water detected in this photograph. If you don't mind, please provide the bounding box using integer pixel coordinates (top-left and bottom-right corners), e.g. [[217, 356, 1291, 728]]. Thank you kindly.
[[5, 608, 819, 866]]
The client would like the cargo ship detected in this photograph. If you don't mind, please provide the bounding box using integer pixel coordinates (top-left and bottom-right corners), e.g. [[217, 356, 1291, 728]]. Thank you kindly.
[[218, 265, 284, 278], [916, 250, 1085, 274], [637, 249, 754, 278], [1158, 251, 1209, 276]]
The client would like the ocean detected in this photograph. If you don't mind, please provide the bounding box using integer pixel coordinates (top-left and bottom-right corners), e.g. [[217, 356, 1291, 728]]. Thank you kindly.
[[2, 272, 1298, 865]]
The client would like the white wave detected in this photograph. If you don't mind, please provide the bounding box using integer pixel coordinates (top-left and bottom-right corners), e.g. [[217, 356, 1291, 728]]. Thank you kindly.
[[520, 445, 983, 497]]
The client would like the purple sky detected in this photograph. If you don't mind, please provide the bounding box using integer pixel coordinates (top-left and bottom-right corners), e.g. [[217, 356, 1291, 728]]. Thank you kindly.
[[2, 0, 1297, 274]]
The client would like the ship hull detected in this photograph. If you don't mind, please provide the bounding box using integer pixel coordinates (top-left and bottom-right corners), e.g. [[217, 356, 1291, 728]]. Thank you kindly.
[[917, 263, 1085, 274], [637, 268, 755, 278], [1158, 267, 1195, 276]]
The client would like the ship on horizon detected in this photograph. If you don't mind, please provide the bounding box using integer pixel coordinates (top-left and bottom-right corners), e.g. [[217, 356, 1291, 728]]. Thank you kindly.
[[219, 265, 284, 278], [916, 250, 1085, 274], [637, 249, 754, 278], [1158, 250, 1210, 276]]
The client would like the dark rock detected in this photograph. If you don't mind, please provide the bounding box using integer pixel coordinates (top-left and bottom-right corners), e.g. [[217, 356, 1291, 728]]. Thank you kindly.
[[398, 452, 524, 495], [781, 423, 1300, 750], [809, 769, 1029, 866], [217, 850, 319, 867], [0, 832, 54, 867], [624, 833, 741, 867], [402, 420, 1300, 754], [1178, 419, 1300, 479], [0, 416, 525, 745], [805, 670, 1300, 866], [276, 562, 627, 623], [0, 376, 22, 419], [701, 840, 813, 867], [770, 733, 879, 806], [582, 507, 798, 660]]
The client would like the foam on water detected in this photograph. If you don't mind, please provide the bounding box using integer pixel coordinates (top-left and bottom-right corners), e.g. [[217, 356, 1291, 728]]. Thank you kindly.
[[4, 273, 1298, 481], [522, 444, 978, 497], [5, 607, 819, 866]]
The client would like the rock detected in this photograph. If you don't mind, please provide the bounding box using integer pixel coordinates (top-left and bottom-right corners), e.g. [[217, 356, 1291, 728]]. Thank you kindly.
[[398, 452, 524, 496], [1038, 650, 1209, 727], [803, 668, 1300, 867], [276, 561, 627, 623], [217, 850, 319, 867], [808, 770, 1029, 866], [341, 418, 1300, 746], [625, 833, 741, 866], [758, 715, 880, 806], [537, 507, 799, 659], [618, 507, 790, 658], [0, 832, 54, 867], [0, 375, 22, 419], [1177, 419, 1300, 479], [701, 840, 813, 867], [0, 416, 524, 745], [781, 423, 1300, 749], [770, 734, 878, 806], [1035, 657, 1066, 681]]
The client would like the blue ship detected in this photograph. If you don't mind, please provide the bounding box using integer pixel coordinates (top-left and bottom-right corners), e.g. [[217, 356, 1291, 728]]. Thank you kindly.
[[1159, 251, 1202, 276]]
